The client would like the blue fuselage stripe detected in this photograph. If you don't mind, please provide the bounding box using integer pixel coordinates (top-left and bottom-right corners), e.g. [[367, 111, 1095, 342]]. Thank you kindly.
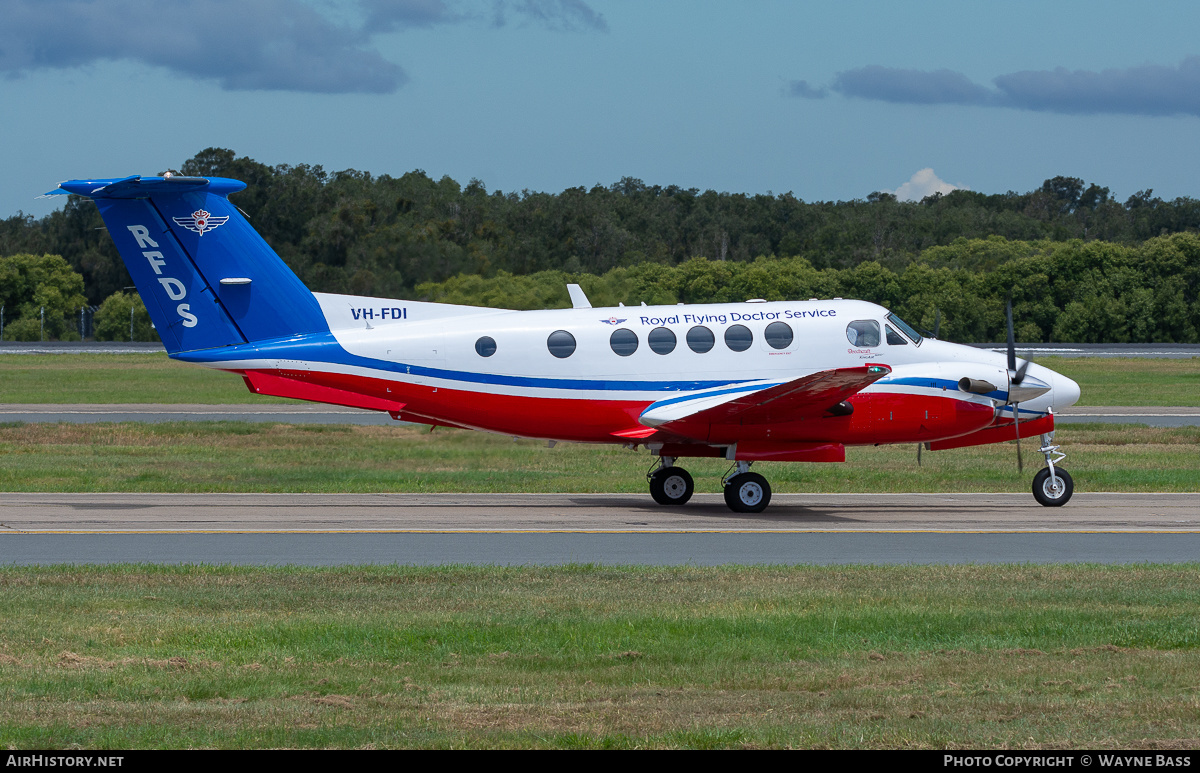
[[880, 376, 1009, 402], [175, 333, 745, 393]]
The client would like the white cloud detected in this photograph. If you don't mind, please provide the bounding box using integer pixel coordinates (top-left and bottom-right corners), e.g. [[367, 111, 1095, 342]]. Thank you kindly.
[[891, 168, 966, 201]]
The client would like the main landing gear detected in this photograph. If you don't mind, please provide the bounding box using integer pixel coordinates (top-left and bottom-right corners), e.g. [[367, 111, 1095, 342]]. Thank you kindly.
[[1032, 431, 1073, 507], [647, 458, 772, 513], [647, 457, 695, 505], [723, 461, 771, 514]]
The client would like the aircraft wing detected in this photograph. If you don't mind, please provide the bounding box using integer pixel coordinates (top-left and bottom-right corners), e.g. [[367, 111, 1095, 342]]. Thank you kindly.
[[639, 365, 891, 431]]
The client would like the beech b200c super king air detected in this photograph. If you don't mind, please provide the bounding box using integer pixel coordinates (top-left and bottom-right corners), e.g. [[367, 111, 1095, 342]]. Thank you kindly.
[[48, 174, 1083, 513]]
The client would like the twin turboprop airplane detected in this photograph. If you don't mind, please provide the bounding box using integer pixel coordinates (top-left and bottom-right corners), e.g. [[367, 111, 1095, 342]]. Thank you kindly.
[[48, 174, 1082, 512]]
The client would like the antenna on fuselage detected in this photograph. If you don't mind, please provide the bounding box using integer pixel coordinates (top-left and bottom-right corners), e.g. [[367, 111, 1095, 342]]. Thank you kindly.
[[567, 284, 592, 309]]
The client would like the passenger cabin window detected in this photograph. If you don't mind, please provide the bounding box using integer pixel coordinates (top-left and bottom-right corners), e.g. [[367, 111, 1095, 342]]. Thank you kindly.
[[475, 336, 497, 357], [687, 326, 714, 353], [725, 324, 753, 352], [846, 320, 880, 347], [885, 325, 908, 346], [764, 321, 793, 350], [610, 328, 638, 356], [547, 330, 576, 358], [648, 326, 676, 355]]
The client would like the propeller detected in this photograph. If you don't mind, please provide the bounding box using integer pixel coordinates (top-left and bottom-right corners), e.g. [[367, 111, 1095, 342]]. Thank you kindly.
[[1006, 291, 1026, 473]]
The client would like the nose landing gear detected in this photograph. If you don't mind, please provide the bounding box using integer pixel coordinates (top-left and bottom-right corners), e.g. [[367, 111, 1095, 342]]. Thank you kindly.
[[1032, 432, 1073, 507]]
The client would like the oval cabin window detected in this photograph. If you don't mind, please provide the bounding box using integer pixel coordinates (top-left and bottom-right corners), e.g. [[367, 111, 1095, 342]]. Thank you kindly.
[[686, 326, 715, 353], [648, 327, 676, 355], [609, 328, 638, 356], [547, 330, 577, 358], [475, 336, 497, 357], [764, 321, 793, 350], [724, 324, 753, 352]]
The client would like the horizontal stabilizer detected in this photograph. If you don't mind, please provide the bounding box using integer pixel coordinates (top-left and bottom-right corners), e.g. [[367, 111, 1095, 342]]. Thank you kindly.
[[48, 175, 240, 199], [242, 370, 406, 413]]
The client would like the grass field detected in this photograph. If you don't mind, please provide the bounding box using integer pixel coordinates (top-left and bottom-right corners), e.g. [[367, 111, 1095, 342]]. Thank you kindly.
[[1, 564, 1198, 749], [0, 421, 1197, 493], [0, 354, 290, 404], [1, 354, 1198, 406]]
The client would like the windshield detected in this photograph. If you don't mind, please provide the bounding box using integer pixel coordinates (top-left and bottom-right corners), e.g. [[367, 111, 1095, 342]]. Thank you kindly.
[[886, 313, 923, 345]]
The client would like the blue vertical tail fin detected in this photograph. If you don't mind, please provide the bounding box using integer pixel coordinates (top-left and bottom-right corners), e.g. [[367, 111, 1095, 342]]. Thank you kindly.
[[50, 175, 329, 353]]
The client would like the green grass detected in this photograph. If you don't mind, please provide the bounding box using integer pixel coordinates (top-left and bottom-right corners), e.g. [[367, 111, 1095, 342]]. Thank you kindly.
[[1038, 356, 1200, 407], [0, 354, 288, 404], [1, 564, 1199, 749], [1, 354, 1198, 406], [0, 421, 1196, 493]]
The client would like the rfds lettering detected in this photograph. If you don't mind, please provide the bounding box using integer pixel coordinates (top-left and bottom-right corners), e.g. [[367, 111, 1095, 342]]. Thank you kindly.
[[126, 225, 198, 328]]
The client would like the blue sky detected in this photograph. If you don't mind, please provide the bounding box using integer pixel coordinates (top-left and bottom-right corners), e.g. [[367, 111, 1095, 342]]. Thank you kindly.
[[4, 0, 1200, 220]]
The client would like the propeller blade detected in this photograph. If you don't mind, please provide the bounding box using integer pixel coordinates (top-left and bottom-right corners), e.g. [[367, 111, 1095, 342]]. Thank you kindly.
[[933, 308, 941, 339], [1013, 356, 1031, 385], [1005, 291, 1016, 374], [917, 442, 922, 466], [1014, 403, 1023, 474]]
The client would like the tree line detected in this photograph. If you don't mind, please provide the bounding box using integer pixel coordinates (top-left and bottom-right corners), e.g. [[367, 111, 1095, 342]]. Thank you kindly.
[[1, 148, 1198, 342]]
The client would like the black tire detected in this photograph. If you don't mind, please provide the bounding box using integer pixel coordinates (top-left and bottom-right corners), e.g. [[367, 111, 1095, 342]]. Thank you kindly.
[[1032, 467, 1074, 507], [723, 472, 772, 513], [649, 467, 694, 505]]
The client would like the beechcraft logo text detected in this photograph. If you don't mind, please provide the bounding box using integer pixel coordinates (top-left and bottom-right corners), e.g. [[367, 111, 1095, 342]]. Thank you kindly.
[[173, 209, 229, 236]]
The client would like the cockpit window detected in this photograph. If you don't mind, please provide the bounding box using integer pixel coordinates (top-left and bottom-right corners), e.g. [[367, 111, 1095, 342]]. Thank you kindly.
[[846, 320, 880, 347], [885, 325, 908, 346], [886, 313, 923, 345]]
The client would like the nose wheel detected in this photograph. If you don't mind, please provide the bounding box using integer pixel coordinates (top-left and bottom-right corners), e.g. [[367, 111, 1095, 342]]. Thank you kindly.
[[1032, 432, 1073, 507], [1032, 467, 1073, 507]]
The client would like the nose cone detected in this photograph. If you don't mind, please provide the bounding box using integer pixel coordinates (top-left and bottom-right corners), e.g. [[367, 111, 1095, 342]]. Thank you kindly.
[[1052, 373, 1081, 411]]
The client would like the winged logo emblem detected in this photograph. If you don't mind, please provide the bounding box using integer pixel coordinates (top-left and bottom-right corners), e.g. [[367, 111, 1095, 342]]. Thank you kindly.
[[173, 209, 229, 236], [600, 317, 627, 325]]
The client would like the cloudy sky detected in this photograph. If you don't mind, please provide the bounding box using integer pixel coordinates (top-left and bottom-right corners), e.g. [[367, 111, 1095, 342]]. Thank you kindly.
[[4, 0, 1199, 219]]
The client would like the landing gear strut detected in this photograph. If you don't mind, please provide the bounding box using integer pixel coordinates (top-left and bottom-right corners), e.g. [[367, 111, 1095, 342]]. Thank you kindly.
[[723, 461, 772, 513], [648, 457, 695, 505], [1032, 432, 1073, 507]]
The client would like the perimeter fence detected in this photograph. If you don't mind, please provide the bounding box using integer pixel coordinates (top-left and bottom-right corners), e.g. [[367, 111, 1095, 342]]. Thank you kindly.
[[0, 304, 157, 343]]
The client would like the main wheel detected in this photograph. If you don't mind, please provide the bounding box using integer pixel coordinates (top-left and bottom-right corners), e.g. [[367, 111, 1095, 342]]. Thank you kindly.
[[1032, 467, 1074, 507], [723, 472, 771, 513], [649, 466, 694, 505]]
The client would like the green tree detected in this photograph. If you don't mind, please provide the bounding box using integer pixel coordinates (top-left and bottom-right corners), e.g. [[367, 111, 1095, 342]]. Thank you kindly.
[[0, 253, 88, 340], [93, 291, 158, 342]]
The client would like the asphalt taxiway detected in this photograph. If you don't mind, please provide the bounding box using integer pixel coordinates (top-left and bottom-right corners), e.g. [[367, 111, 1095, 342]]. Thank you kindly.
[[2, 493, 1198, 566]]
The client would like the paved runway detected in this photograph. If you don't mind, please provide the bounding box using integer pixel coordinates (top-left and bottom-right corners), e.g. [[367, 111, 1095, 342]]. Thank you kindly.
[[4, 492, 1197, 532], [4, 403, 1199, 426], [2, 493, 1198, 565]]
